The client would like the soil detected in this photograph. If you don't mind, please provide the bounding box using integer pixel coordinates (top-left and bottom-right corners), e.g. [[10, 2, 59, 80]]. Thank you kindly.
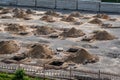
[[60, 27, 85, 38], [0, 40, 20, 54]]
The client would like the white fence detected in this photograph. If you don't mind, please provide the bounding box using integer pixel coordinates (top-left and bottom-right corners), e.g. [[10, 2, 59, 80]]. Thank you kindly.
[[0, 0, 120, 13], [0, 63, 120, 80]]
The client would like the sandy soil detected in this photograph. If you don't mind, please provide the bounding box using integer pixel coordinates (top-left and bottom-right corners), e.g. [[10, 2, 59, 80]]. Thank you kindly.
[[0, 7, 120, 74]]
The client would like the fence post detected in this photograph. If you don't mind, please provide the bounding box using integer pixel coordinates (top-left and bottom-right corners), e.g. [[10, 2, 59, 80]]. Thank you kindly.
[[98, 70, 101, 79], [70, 67, 72, 80], [43, 64, 45, 80], [55, 0, 57, 9], [35, 0, 37, 10]]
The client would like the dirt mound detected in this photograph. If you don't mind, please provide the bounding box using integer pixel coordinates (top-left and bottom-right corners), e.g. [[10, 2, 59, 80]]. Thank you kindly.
[[69, 12, 82, 17], [11, 53, 26, 61], [61, 15, 76, 22], [94, 14, 110, 19], [5, 23, 26, 33], [40, 15, 55, 22], [0, 40, 20, 54], [89, 18, 103, 25], [45, 10, 60, 17], [28, 44, 54, 59], [66, 48, 99, 64], [26, 9, 34, 14], [101, 24, 112, 28], [34, 26, 56, 35], [0, 8, 12, 14], [60, 27, 85, 38], [13, 9, 28, 18], [92, 30, 116, 40]]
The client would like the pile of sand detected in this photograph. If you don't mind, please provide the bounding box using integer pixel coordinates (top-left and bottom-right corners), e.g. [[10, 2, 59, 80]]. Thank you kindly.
[[61, 15, 76, 22], [5, 23, 26, 33], [40, 15, 55, 22], [26, 9, 35, 14], [89, 18, 103, 25], [45, 10, 60, 17], [69, 12, 82, 17], [0, 8, 12, 14], [66, 48, 99, 64], [0, 40, 20, 54], [34, 26, 56, 35], [13, 9, 28, 19], [92, 30, 116, 40], [60, 27, 85, 38], [28, 44, 54, 59], [94, 14, 110, 19], [101, 24, 112, 28]]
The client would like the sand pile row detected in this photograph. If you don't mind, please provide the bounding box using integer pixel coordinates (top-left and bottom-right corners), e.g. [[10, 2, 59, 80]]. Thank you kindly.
[[60, 27, 85, 38], [28, 44, 54, 59], [66, 48, 99, 64], [34, 26, 56, 35], [0, 40, 20, 54]]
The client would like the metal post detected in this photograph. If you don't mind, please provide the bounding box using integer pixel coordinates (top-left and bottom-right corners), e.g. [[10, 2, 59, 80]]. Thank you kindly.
[[35, 0, 37, 10]]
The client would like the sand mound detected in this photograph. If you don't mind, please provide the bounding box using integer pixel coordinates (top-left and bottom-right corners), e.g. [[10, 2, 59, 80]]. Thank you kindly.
[[94, 14, 110, 19], [0, 40, 20, 54], [66, 48, 99, 64], [40, 15, 55, 22], [93, 30, 116, 40], [0, 8, 12, 14], [61, 15, 76, 22], [69, 12, 82, 17], [89, 18, 103, 25], [34, 26, 56, 35], [101, 24, 112, 28], [28, 44, 54, 59], [5, 23, 26, 33], [26, 9, 34, 14], [13, 9, 28, 18], [45, 10, 60, 17], [60, 27, 85, 38]]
